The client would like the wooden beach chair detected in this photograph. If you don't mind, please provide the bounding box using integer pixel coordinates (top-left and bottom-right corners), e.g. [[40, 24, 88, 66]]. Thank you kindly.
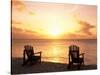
[[67, 45, 85, 69], [22, 45, 42, 66]]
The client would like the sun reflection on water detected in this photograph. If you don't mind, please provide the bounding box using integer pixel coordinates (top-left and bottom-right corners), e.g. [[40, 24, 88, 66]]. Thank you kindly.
[[42, 45, 68, 64]]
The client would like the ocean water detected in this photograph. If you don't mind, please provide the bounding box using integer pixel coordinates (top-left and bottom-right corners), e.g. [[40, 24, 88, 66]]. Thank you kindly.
[[12, 39, 97, 65]]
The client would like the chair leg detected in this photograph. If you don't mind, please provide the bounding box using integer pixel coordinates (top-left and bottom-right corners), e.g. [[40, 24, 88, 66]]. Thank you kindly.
[[22, 59, 29, 66], [77, 63, 81, 70], [83, 61, 84, 65], [40, 58, 41, 63], [39, 58, 41, 63], [67, 62, 72, 69], [67, 64, 70, 69]]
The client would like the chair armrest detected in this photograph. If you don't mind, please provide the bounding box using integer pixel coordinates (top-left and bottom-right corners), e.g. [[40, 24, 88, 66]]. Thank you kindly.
[[79, 53, 85, 58], [80, 53, 85, 55], [34, 51, 42, 56], [34, 51, 42, 54]]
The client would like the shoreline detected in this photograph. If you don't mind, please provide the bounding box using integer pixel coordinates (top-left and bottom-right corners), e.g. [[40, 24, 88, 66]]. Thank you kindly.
[[11, 58, 97, 74]]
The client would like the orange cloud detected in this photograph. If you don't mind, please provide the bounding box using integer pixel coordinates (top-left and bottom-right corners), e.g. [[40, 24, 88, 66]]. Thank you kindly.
[[12, 20, 22, 25], [12, 0, 36, 16], [12, 0, 26, 12], [12, 26, 41, 39], [60, 20, 96, 39], [77, 20, 95, 35]]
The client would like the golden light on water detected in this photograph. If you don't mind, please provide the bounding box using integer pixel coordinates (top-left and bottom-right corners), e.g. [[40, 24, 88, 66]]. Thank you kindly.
[[48, 58, 61, 63], [40, 44, 69, 63], [52, 47, 61, 57]]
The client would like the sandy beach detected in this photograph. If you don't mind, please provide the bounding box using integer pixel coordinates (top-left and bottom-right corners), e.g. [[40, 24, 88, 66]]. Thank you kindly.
[[11, 58, 97, 74]]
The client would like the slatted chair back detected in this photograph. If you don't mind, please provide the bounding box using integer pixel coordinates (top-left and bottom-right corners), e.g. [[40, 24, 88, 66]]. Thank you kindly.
[[24, 45, 34, 58], [69, 45, 79, 62]]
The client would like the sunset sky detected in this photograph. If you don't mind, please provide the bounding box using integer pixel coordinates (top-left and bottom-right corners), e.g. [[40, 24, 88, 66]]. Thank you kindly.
[[12, 0, 97, 39]]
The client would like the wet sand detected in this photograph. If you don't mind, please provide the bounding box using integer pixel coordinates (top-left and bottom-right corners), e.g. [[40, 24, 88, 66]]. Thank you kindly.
[[11, 58, 97, 74]]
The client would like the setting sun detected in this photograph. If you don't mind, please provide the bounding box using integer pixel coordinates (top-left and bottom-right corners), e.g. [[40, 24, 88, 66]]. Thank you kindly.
[[44, 17, 80, 37], [48, 26, 62, 36]]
